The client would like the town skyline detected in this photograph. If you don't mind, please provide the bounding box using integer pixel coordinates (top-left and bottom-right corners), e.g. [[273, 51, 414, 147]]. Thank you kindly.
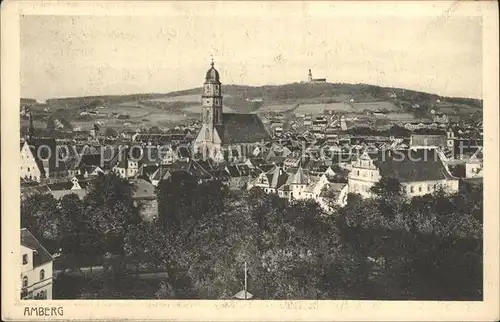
[[21, 14, 482, 102]]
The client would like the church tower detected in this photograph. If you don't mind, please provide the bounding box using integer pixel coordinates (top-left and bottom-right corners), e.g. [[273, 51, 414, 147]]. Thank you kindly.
[[308, 69, 313, 83], [193, 58, 271, 161], [201, 58, 224, 142]]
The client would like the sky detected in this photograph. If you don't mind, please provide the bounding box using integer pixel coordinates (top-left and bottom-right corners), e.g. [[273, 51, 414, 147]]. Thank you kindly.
[[20, 11, 482, 101]]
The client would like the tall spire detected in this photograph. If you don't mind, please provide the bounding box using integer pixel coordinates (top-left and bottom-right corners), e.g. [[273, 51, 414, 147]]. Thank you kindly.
[[27, 110, 34, 141]]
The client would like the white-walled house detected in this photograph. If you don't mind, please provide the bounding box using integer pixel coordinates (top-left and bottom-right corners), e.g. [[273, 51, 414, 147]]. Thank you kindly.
[[46, 176, 88, 199], [248, 165, 348, 209], [112, 148, 141, 179], [20, 139, 63, 181], [21, 228, 54, 300], [348, 148, 459, 199], [20, 141, 43, 182], [465, 155, 483, 179]]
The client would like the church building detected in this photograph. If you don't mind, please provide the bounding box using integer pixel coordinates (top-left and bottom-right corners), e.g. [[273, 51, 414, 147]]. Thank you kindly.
[[193, 60, 271, 162]]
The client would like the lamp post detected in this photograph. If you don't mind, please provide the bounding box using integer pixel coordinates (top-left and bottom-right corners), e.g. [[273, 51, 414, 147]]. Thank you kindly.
[[233, 260, 253, 300]]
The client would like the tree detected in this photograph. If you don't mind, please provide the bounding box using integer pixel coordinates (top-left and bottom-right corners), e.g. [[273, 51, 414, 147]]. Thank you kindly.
[[21, 193, 62, 253], [58, 194, 92, 254], [82, 173, 141, 255], [370, 177, 403, 198]]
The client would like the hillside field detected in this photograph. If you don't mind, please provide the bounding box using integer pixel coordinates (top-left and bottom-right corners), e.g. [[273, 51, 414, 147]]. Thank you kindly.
[[21, 82, 482, 131]]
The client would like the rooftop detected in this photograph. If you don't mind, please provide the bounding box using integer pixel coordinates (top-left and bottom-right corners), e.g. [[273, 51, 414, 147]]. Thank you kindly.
[[21, 228, 53, 267]]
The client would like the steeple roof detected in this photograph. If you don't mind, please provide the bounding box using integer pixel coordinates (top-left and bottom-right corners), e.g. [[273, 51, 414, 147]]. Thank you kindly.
[[205, 59, 220, 83]]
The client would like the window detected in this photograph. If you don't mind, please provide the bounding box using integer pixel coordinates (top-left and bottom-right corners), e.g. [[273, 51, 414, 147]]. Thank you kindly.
[[205, 86, 210, 94], [40, 269, 45, 281], [410, 186, 414, 193], [427, 184, 431, 192], [27, 167, 30, 172], [22, 276, 28, 287], [37, 290, 47, 299], [356, 170, 360, 176], [418, 186, 422, 192], [22, 254, 28, 265]]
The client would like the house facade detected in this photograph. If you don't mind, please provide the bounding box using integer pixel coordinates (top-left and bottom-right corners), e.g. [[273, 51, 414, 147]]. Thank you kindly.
[[21, 229, 53, 300], [248, 165, 348, 208], [20, 141, 43, 181], [348, 149, 459, 198]]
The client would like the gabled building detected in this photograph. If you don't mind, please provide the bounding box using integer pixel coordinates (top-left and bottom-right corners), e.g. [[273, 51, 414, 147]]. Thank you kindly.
[[20, 139, 63, 181], [265, 143, 292, 165], [112, 147, 144, 179], [224, 164, 251, 190], [21, 229, 54, 300], [249, 163, 348, 209], [248, 165, 288, 194], [46, 176, 89, 199], [150, 159, 213, 187], [348, 148, 459, 198]]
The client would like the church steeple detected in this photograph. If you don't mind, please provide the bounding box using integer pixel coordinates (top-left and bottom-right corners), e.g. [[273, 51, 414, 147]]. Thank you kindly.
[[202, 59, 224, 140]]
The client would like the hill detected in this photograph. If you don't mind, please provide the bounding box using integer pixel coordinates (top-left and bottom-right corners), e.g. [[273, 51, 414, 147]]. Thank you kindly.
[[20, 82, 483, 131]]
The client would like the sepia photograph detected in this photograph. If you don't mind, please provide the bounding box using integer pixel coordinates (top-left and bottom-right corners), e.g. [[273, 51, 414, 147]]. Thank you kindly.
[[2, 1, 499, 321]]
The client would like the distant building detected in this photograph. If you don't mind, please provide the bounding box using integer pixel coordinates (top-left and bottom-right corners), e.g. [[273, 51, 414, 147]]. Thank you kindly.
[[348, 148, 459, 198], [433, 112, 460, 124], [113, 148, 142, 179], [225, 164, 251, 190], [307, 69, 327, 84], [150, 159, 213, 187], [410, 134, 447, 148], [21, 228, 53, 300]]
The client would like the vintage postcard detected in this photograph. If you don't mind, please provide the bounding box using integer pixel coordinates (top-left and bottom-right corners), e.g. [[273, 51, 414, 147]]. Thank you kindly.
[[1, 0, 499, 321]]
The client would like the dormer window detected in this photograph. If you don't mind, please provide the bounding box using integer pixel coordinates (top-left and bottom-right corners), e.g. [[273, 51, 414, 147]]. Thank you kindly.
[[22, 254, 28, 265]]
